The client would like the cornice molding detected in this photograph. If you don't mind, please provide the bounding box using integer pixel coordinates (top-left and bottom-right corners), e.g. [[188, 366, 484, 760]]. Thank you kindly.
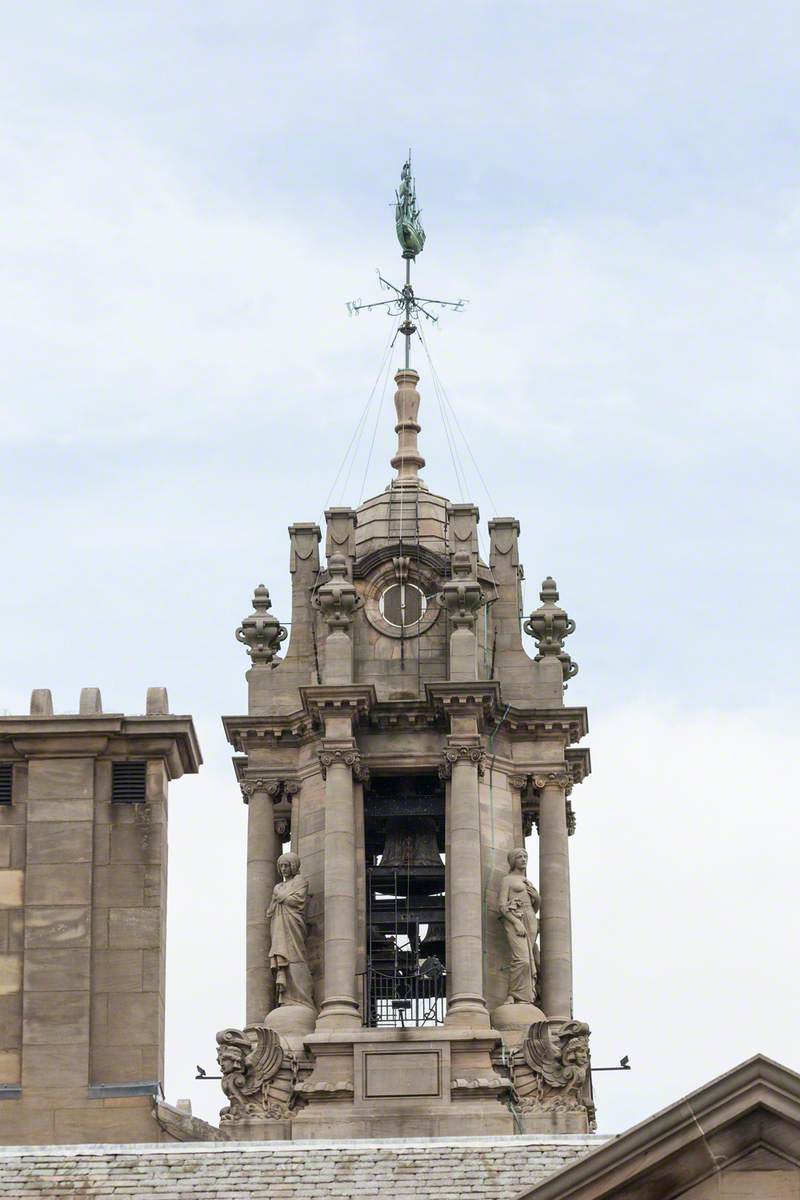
[[300, 685, 377, 725], [222, 712, 315, 752], [0, 714, 201, 777]]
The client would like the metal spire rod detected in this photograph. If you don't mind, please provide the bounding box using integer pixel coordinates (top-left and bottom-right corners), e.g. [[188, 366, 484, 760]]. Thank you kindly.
[[347, 155, 466, 370]]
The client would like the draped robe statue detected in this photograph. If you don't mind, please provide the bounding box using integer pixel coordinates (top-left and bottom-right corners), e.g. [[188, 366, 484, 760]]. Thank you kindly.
[[267, 853, 315, 1011], [498, 847, 540, 1005]]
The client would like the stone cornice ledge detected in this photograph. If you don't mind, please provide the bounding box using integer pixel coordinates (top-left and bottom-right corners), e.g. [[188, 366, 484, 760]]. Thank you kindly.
[[0, 714, 201, 777], [426, 681, 501, 727], [222, 712, 316, 752], [299, 685, 377, 724], [504, 707, 588, 746]]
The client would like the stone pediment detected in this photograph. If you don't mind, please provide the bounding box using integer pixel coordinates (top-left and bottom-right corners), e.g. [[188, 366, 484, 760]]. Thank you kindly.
[[514, 1055, 800, 1200]]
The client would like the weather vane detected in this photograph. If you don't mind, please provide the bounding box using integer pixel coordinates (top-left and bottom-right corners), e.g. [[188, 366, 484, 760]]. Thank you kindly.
[[347, 154, 466, 369]]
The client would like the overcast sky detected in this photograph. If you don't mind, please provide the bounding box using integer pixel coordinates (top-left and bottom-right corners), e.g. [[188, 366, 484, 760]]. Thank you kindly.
[[2, 2, 799, 1133]]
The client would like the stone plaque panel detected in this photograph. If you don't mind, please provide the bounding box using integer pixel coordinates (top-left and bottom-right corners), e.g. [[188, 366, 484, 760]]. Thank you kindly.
[[354, 1040, 450, 1106], [364, 1050, 440, 1098]]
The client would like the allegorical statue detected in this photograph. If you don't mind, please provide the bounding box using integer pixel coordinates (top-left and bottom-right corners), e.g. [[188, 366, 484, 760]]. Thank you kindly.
[[267, 852, 315, 1011], [498, 847, 540, 1005]]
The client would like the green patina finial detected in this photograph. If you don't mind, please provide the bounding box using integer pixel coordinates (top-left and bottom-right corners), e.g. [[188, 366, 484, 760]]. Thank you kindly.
[[347, 154, 465, 371], [395, 157, 426, 258]]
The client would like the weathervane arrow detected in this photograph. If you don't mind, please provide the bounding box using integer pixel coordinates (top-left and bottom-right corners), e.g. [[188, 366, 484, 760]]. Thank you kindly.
[[347, 154, 467, 370]]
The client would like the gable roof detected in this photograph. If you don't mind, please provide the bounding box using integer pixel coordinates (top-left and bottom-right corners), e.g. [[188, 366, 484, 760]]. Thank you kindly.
[[514, 1055, 800, 1200]]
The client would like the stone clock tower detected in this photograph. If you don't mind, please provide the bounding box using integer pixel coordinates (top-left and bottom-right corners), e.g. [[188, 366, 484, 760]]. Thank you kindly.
[[216, 163, 593, 1140]]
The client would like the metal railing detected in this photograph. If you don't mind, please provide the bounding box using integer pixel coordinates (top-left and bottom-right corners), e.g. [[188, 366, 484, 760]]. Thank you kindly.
[[362, 963, 447, 1028]]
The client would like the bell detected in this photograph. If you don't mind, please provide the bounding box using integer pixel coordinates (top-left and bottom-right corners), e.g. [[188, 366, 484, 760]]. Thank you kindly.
[[380, 817, 442, 868], [419, 921, 446, 960]]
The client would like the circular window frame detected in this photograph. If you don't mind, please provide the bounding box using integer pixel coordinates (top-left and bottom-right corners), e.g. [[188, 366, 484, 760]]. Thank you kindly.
[[363, 563, 441, 640], [378, 582, 428, 629]]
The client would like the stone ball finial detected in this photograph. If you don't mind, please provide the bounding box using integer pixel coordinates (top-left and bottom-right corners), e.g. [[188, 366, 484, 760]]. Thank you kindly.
[[523, 575, 578, 681], [235, 584, 288, 666]]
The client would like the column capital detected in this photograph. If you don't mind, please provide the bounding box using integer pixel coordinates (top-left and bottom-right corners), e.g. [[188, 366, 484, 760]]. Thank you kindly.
[[318, 747, 367, 782], [239, 777, 302, 805], [533, 771, 571, 792], [440, 744, 485, 779], [507, 773, 530, 792]]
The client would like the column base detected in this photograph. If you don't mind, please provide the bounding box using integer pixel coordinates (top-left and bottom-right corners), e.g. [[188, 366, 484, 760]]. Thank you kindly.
[[315, 997, 362, 1030], [444, 995, 490, 1029]]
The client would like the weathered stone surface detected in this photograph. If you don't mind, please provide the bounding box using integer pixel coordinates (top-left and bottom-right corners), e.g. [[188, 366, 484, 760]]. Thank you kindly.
[[0, 1134, 604, 1195], [24, 864, 91, 906], [0, 872, 23, 909], [26, 823, 92, 864], [22, 992, 89, 1044], [108, 908, 160, 949], [0, 954, 22, 996], [23, 907, 90, 948], [23, 949, 90, 993], [27, 760, 93, 801]]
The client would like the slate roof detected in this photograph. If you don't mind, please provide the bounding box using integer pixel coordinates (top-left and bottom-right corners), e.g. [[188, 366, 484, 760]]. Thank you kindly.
[[0, 1133, 606, 1199]]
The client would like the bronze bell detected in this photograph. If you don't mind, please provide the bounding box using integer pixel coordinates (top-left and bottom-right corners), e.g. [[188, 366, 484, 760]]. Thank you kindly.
[[419, 921, 446, 960], [380, 817, 442, 868]]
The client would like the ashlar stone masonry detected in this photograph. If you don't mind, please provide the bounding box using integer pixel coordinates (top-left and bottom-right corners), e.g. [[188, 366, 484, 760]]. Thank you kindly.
[[218, 366, 593, 1140]]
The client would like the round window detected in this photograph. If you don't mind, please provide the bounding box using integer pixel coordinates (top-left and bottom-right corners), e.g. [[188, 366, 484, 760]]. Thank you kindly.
[[379, 582, 427, 628]]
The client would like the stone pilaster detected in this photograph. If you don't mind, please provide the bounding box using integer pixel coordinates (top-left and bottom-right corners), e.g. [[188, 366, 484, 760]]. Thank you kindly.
[[534, 772, 573, 1020]]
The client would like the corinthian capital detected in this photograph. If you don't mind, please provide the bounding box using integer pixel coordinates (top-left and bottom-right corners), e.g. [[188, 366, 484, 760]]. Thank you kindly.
[[440, 744, 486, 779], [318, 747, 363, 780], [533, 772, 571, 792]]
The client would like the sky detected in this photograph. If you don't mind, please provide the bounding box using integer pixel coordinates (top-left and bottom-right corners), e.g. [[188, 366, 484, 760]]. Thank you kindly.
[[1, 1, 799, 1133]]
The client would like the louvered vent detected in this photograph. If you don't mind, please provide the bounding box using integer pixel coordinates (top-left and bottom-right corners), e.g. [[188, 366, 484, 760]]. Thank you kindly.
[[111, 761, 147, 804], [0, 764, 12, 805]]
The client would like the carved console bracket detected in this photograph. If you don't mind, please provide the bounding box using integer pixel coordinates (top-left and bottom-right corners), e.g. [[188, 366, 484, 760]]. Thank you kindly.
[[216, 1025, 299, 1125], [511, 1018, 595, 1130]]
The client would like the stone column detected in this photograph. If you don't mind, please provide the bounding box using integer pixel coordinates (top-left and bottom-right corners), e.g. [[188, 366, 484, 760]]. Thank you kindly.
[[443, 744, 489, 1027], [536, 773, 573, 1021], [316, 746, 362, 1029], [243, 780, 281, 1025]]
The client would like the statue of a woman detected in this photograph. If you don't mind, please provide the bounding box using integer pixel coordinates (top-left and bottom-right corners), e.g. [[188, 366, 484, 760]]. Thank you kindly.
[[267, 852, 315, 1011], [498, 847, 540, 1005]]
